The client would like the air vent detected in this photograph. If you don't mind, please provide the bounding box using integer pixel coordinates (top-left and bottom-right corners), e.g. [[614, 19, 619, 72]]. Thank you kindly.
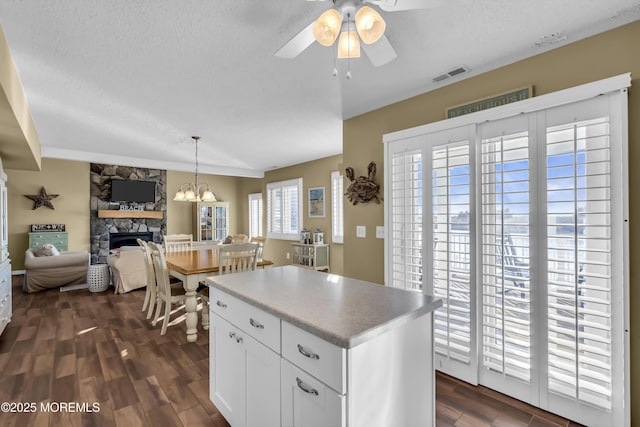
[[432, 65, 471, 83]]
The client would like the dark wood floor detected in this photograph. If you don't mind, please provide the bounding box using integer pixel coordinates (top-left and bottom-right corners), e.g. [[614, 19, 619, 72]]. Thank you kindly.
[[0, 276, 581, 427]]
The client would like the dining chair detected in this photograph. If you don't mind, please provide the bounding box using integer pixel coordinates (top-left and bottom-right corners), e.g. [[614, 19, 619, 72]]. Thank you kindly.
[[163, 233, 193, 252], [249, 236, 266, 261], [148, 242, 188, 335], [137, 238, 157, 319], [219, 242, 259, 274]]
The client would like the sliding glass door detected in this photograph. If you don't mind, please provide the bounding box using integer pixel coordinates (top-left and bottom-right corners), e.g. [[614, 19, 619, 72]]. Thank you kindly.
[[384, 80, 629, 426]]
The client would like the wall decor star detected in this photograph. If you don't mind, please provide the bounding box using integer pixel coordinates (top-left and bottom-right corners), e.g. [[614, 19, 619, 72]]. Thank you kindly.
[[24, 186, 59, 210]]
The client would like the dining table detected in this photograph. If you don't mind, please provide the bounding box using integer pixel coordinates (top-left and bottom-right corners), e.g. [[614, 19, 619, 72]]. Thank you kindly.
[[165, 247, 273, 342]]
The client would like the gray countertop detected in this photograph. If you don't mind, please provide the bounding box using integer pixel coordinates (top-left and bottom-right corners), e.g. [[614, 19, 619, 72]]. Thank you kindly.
[[206, 266, 442, 349]]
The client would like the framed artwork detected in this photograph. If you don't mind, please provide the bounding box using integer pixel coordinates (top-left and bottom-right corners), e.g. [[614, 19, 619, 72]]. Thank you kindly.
[[308, 187, 325, 218]]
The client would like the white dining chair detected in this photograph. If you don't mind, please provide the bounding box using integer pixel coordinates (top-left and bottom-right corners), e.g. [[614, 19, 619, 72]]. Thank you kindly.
[[163, 233, 193, 252], [148, 242, 188, 335]]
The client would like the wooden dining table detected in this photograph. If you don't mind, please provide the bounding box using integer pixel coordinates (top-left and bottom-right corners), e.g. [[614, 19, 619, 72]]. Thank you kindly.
[[165, 247, 273, 342]]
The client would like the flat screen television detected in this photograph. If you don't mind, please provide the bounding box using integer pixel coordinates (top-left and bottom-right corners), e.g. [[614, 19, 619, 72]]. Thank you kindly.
[[110, 180, 156, 203]]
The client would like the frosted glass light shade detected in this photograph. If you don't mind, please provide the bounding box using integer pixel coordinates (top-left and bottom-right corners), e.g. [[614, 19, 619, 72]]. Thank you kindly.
[[313, 9, 342, 46], [173, 190, 185, 201], [337, 31, 361, 58], [184, 188, 196, 201], [201, 190, 217, 202], [355, 6, 385, 45]]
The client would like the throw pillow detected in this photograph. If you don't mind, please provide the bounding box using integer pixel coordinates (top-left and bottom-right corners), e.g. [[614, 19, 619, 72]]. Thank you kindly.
[[35, 243, 60, 257], [223, 235, 233, 244]]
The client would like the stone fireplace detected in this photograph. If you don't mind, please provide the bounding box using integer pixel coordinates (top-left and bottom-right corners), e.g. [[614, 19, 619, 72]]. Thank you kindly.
[[90, 164, 167, 264]]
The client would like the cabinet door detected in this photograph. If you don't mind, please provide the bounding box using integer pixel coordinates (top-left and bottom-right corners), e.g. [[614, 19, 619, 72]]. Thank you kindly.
[[242, 332, 281, 427], [210, 314, 241, 425], [281, 359, 345, 427]]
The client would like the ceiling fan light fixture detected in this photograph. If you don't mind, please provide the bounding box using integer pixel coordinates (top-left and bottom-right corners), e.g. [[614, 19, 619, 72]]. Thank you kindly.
[[338, 30, 361, 58], [355, 6, 386, 45], [313, 8, 342, 46]]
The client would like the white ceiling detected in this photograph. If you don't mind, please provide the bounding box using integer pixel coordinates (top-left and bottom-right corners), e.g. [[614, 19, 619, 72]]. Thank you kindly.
[[1, 0, 639, 177]]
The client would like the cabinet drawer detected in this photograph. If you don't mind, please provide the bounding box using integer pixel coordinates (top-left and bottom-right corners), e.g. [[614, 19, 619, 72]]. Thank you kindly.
[[210, 287, 281, 353], [282, 321, 346, 394]]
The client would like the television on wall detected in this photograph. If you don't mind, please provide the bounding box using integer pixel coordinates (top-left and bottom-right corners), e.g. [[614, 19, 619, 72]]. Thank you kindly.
[[110, 180, 156, 203]]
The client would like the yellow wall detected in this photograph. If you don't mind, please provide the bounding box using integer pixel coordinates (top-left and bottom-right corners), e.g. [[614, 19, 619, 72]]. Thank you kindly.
[[342, 20, 640, 423], [253, 154, 344, 275], [166, 170, 245, 237], [6, 158, 90, 269]]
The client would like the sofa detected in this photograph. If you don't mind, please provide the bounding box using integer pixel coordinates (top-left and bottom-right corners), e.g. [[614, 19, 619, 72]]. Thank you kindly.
[[106, 246, 147, 294], [24, 248, 90, 293]]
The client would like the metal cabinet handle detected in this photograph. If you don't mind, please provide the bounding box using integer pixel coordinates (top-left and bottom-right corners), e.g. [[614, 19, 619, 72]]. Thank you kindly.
[[296, 377, 319, 396], [236, 336, 243, 344], [297, 344, 320, 360], [216, 300, 228, 308], [249, 318, 264, 329], [229, 332, 236, 339]]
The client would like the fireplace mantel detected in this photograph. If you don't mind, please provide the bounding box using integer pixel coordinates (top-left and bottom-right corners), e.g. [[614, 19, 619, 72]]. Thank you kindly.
[[98, 210, 163, 219]]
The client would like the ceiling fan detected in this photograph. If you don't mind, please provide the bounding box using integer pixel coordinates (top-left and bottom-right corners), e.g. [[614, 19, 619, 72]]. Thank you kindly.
[[275, 0, 439, 67]]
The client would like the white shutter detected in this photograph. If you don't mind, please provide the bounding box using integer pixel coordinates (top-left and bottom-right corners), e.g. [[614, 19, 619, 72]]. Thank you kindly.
[[266, 178, 302, 240], [432, 142, 472, 365], [479, 120, 533, 390], [331, 171, 344, 244], [389, 147, 423, 291], [248, 193, 263, 238], [545, 115, 614, 411]]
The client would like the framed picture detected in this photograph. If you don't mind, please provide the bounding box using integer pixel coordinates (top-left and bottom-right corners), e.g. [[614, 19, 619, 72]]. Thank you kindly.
[[308, 187, 325, 218]]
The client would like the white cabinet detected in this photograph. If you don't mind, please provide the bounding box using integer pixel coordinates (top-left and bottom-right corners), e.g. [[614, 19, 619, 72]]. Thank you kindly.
[[208, 268, 438, 427], [291, 244, 329, 272], [210, 294, 281, 427], [281, 358, 345, 427], [0, 159, 8, 263], [193, 201, 229, 242]]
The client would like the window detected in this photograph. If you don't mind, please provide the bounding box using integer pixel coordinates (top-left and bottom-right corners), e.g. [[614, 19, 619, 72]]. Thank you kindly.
[[248, 193, 263, 238], [266, 178, 302, 240], [331, 171, 344, 244], [384, 74, 630, 427]]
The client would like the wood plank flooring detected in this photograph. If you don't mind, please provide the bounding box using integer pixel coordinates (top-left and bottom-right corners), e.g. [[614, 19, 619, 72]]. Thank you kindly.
[[0, 275, 581, 427]]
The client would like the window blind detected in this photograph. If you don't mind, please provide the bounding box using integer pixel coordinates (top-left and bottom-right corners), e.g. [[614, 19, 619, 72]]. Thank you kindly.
[[248, 193, 263, 238], [331, 171, 344, 244]]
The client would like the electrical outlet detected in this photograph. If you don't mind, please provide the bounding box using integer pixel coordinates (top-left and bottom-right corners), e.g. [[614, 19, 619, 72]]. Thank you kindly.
[[356, 226, 366, 238], [286, 252, 290, 260], [376, 226, 384, 239]]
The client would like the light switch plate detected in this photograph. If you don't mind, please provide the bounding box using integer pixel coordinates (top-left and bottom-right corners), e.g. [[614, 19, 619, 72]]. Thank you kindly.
[[356, 225, 366, 238], [376, 226, 384, 239]]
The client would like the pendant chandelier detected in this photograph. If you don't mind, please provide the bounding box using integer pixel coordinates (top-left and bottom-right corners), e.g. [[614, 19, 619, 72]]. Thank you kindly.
[[173, 136, 217, 202]]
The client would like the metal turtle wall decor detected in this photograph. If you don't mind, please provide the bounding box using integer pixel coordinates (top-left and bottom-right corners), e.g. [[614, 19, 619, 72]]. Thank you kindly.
[[344, 162, 382, 205]]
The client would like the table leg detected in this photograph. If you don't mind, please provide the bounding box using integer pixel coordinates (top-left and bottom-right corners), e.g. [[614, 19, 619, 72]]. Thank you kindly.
[[184, 278, 199, 342]]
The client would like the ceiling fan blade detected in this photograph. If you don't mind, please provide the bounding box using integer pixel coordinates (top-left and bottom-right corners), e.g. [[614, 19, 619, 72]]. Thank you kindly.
[[274, 21, 316, 59], [362, 34, 397, 67], [367, 0, 442, 12]]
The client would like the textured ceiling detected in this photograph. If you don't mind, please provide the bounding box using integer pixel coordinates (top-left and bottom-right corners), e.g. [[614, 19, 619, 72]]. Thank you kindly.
[[0, 0, 639, 177]]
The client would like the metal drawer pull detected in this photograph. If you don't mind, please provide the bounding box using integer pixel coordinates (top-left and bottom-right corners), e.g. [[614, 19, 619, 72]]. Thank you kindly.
[[236, 336, 243, 344], [229, 332, 236, 339], [296, 377, 318, 396], [249, 318, 264, 329], [216, 300, 228, 308], [297, 344, 320, 360]]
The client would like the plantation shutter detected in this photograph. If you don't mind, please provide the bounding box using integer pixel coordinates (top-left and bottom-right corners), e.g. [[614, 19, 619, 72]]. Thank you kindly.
[[542, 96, 624, 424], [388, 144, 423, 291], [431, 139, 474, 377], [331, 171, 344, 244], [478, 115, 534, 401], [266, 178, 302, 240], [248, 193, 263, 238]]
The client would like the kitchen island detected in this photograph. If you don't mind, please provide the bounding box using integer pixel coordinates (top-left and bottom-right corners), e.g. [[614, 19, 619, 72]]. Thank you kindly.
[[207, 265, 442, 427]]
